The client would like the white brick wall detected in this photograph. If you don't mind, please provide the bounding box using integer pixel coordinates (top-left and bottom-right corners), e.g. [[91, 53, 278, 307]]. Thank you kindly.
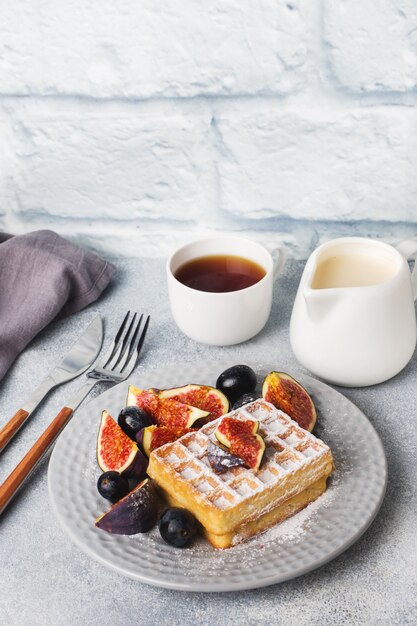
[[216, 110, 417, 221], [0, 0, 416, 259], [324, 0, 417, 92], [11, 114, 212, 221]]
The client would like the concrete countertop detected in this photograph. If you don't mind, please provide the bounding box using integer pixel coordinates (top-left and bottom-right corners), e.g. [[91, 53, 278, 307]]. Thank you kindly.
[[1, 258, 416, 626]]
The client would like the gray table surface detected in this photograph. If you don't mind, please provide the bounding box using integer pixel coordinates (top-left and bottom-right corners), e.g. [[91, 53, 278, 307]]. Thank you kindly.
[[1, 258, 416, 626]]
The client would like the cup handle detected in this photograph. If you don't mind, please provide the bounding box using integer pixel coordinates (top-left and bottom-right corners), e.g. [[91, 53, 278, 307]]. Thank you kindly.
[[270, 245, 288, 282], [396, 239, 417, 300]]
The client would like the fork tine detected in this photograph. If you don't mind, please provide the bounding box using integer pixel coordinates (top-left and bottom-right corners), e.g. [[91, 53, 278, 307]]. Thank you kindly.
[[134, 315, 150, 359], [119, 315, 147, 374], [121, 315, 150, 375], [106, 312, 138, 370], [117, 313, 143, 372], [100, 310, 132, 368], [112, 313, 142, 372]]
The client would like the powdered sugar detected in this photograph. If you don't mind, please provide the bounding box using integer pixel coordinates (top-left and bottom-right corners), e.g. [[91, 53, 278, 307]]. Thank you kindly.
[[196, 479, 214, 494], [152, 399, 332, 511], [154, 478, 340, 577], [241, 480, 337, 546], [180, 466, 198, 480]]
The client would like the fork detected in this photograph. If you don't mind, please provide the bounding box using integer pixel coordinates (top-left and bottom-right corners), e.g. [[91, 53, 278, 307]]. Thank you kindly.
[[0, 311, 150, 516]]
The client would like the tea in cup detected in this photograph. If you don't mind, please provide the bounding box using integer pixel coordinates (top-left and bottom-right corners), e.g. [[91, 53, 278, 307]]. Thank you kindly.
[[167, 237, 287, 345]]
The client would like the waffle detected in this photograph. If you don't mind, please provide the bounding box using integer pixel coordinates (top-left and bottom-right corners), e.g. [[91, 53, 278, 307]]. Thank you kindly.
[[148, 399, 334, 548], [164, 476, 327, 549]]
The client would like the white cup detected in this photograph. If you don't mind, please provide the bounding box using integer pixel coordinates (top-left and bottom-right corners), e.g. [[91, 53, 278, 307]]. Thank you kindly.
[[167, 237, 287, 346]]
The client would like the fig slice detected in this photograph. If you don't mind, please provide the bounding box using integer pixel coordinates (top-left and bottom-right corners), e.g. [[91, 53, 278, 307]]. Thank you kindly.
[[215, 417, 265, 471], [126, 386, 210, 435], [215, 417, 259, 447], [158, 384, 229, 420], [262, 371, 317, 432], [137, 425, 178, 457], [97, 410, 147, 479], [95, 478, 158, 535], [207, 440, 246, 473]]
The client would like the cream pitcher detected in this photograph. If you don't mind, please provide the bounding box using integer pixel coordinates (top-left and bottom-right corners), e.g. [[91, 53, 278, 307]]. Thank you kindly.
[[290, 237, 417, 387]]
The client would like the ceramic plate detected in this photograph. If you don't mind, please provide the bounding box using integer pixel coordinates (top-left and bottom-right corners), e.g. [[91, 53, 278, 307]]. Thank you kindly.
[[48, 361, 387, 592]]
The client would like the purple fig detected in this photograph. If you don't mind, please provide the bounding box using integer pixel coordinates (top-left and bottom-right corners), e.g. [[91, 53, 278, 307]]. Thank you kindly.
[[207, 440, 245, 473], [95, 478, 159, 535], [123, 447, 148, 480]]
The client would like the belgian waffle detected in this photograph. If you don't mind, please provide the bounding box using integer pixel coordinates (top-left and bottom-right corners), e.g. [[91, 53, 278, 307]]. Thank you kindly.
[[148, 399, 334, 548]]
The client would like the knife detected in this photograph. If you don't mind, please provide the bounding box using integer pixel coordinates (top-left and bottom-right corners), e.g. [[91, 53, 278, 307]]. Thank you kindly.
[[0, 314, 103, 454]]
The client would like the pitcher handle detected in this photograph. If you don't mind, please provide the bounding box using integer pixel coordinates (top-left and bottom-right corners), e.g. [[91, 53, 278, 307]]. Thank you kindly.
[[270, 245, 288, 282], [396, 239, 417, 301]]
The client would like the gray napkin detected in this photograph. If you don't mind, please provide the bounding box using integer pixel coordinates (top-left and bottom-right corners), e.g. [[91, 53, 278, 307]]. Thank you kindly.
[[0, 230, 115, 381]]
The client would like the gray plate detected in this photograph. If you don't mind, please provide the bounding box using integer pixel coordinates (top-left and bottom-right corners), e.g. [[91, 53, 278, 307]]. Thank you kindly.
[[48, 361, 387, 592]]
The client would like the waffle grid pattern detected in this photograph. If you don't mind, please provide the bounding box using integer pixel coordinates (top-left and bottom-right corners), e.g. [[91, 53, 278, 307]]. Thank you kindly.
[[153, 399, 330, 510]]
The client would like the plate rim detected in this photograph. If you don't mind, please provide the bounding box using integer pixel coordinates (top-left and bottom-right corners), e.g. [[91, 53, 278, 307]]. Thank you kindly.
[[48, 361, 388, 592]]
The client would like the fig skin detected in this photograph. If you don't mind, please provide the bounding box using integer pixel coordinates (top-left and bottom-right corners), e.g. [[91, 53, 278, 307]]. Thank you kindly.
[[123, 448, 148, 480], [262, 371, 317, 432], [136, 427, 146, 454], [207, 440, 245, 473], [95, 478, 159, 535], [216, 365, 257, 404]]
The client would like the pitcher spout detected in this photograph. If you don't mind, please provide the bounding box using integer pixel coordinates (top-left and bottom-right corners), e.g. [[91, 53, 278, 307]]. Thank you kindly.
[[303, 286, 342, 322]]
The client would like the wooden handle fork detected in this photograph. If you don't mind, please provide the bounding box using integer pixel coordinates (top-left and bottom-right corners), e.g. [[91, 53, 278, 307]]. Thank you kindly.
[[0, 407, 73, 515]]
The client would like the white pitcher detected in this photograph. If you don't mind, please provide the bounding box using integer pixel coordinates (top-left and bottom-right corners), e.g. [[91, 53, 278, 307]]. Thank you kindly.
[[290, 237, 417, 387]]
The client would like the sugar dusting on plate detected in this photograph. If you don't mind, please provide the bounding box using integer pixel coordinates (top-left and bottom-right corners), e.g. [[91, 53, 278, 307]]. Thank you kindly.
[[155, 478, 340, 577], [261, 462, 346, 546], [242, 481, 336, 546]]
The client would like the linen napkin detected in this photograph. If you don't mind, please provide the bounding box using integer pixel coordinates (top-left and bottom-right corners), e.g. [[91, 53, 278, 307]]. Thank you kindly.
[[0, 229, 115, 381]]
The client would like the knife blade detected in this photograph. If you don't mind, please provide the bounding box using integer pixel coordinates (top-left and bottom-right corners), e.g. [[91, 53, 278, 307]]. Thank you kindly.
[[0, 314, 103, 453]]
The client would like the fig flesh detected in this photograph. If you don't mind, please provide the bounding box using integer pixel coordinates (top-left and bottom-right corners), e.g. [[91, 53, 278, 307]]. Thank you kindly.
[[137, 425, 178, 456], [207, 440, 246, 473], [97, 410, 147, 479], [95, 478, 158, 535], [158, 384, 229, 420], [215, 417, 259, 445], [126, 386, 210, 435], [215, 418, 265, 471], [262, 372, 317, 432]]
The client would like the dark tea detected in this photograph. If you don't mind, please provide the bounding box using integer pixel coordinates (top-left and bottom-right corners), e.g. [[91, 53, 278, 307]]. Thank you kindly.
[[175, 254, 266, 293]]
